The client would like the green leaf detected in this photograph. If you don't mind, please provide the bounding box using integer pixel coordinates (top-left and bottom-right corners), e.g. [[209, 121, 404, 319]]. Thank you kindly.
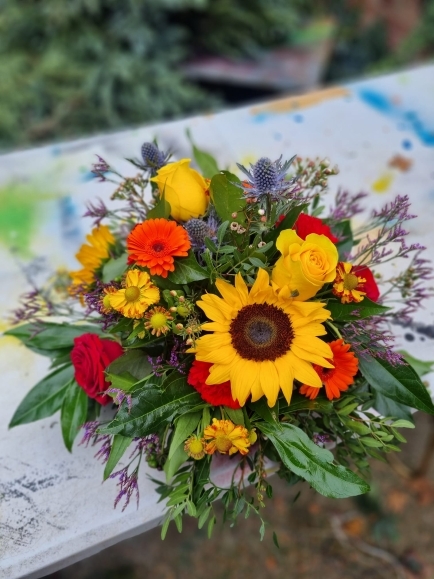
[[104, 435, 133, 480], [164, 444, 188, 481], [392, 419, 415, 429], [224, 407, 245, 426], [187, 131, 220, 179], [166, 251, 208, 284], [372, 391, 413, 421], [101, 253, 127, 283], [249, 398, 279, 425], [9, 364, 75, 427], [100, 373, 202, 437], [334, 220, 353, 259], [327, 298, 390, 321], [5, 322, 106, 351], [106, 371, 137, 391], [359, 355, 434, 415], [60, 381, 88, 452], [107, 349, 152, 381], [273, 531, 280, 549], [169, 412, 201, 459], [210, 172, 246, 224], [397, 350, 434, 377], [340, 417, 372, 435], [279, 393, 333, 414], [146, 191, 171, 219], [264, 204, 307, 250], [258, 422, 370, 498]]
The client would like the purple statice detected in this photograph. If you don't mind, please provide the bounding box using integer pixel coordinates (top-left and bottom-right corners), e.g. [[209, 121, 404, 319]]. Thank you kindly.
[[342, 318, 404, 366], [10, 289, 51, 324], [110, 466, 140, 511], [350, 195, 422, 266], [94, 435, 112, 464], [132, 434, 160, 460], [313, 433, 331, 446], [80, 421, 102, 446], [328, 189, 368, 222], [148, 338, 187, 376], [168, 337, 187, 374], [236, 155, 298, 201], [83, 198, 109, 227], [91, 155, 110, 182], [140, 142, 169, 176], [148, 353, 165, 377], [107, 388, 133, 413]]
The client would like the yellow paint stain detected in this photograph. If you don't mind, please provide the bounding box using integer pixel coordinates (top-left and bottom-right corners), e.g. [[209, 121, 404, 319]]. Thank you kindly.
[[251, 86, 350, 116], [372, 173, 394, 193]]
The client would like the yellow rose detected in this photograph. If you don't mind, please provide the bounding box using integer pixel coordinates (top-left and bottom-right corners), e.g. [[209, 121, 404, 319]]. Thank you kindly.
[[271, 230, 338, 301], [150, 158, 209, 222]]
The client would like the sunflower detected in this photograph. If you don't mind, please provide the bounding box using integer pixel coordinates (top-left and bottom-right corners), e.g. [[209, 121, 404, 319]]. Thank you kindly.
[[299, 339, 359, 401], [191, 268, 333, 407], [203, 419, 251, 456], [333, 262, 367, 304], [109, 269, 160, 318], [126, 218, 191, 278], [70, 225, 115, 287]]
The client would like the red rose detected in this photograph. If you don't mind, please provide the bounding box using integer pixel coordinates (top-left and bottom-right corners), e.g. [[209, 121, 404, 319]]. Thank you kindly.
[[187, 360, 240, 409], [293, 213, 338, 244], [70, 333, 124, 405], [353, 265, 380, 302]]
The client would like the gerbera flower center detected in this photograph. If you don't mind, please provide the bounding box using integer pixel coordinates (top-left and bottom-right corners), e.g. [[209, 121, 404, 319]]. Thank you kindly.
[[230, 303, 294, 361], [343, 272, 359, 291], [152, 241, 165, 253], [215, 435, 233, 453], [125, 286, 140, 302]]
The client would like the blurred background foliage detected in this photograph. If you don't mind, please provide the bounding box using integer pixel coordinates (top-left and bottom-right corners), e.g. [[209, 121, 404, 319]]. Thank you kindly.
[[0, 0, 433, 150]]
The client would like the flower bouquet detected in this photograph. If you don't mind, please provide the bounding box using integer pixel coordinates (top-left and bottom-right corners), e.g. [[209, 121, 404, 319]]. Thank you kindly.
[[8, 141, 434, 540]]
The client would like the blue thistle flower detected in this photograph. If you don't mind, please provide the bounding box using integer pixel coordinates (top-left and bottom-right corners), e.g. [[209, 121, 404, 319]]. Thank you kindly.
[[184, 218, 216, 248], [140, 142, 168, 175], [236, 155, 297, 201]]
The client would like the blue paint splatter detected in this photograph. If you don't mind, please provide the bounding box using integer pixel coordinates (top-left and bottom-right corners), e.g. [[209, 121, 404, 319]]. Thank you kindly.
[[402, 139, 412, 150], [253, 113, 269, 124], [293, 114, 304, 123], [274, 132, 282, 141], [59, 196, 81, 241], [358, 88, 434, 146]]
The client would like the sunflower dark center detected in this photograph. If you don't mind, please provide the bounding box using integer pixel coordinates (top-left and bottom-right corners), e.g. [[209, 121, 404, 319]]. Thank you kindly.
[[230, 303, 294, 361]]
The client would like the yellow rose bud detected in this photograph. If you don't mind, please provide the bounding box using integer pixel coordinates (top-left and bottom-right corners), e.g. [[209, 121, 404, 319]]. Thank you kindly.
[[150, 159, 210, 222], [271, 230, 338, 301]]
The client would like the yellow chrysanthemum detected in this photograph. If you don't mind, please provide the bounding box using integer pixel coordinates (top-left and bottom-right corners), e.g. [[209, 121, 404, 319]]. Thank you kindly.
[[109, 269, 160, 318], [184, 435, 206, 460], [203, 419, 251, 456], [70, 225, 115, 287], [191, 268, 333, 407], [144, 306, 173, 336]]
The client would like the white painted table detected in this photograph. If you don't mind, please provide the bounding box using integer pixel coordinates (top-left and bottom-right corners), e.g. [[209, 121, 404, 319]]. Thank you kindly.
[[1, 65, 434, 579]]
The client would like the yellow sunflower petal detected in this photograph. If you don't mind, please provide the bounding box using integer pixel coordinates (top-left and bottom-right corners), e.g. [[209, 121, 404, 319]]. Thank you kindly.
[[286, 351, 322, 387]]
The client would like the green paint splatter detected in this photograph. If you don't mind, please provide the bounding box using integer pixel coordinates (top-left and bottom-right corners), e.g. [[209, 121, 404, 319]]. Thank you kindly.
[[0, 182, 53, 256]]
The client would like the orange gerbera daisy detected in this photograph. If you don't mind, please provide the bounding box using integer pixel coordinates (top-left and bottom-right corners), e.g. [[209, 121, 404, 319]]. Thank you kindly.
[[299, 339, 359, 401], [126, 218, 191, 278], [332, 262, 366, 304]]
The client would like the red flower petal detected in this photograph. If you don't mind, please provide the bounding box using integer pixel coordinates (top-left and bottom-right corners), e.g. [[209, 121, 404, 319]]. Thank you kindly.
[[353, 265, 380, 302], [187, 360, 240, 409], [294, 213, 338, 244]]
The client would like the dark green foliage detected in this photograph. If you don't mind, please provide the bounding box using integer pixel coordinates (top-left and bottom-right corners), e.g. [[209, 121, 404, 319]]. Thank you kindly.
[[0, 0, 215, 149]]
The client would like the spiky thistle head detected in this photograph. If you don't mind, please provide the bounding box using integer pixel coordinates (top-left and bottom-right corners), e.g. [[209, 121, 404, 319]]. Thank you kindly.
[[236, 154, 297, 201], [140, 142, 168, 175]]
